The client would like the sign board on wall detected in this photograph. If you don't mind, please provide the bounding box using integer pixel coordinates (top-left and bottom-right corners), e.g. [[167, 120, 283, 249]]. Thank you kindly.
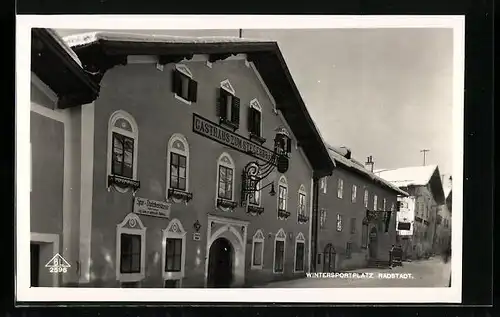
[[133, 197, 171, 218], [397, 196, 415, 236]]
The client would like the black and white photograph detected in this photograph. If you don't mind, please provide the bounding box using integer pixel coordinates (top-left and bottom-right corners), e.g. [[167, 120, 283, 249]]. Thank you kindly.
[[16, 16, 464, 303]]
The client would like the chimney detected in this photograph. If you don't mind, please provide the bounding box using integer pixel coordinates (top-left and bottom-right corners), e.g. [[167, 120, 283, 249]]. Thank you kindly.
[[365, 155, 374, 172]]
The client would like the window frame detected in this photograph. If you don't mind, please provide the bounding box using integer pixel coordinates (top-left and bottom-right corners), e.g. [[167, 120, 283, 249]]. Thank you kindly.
[[107, 110, 139, 193], [351, 184, 357, 203], [215, 152, 236, 206], [116, 213, 146, 283], [337, 178, 343, 199], [273, 228, 286, 274], [277, 175, 289, 214], [336, 213, 343, 232], [218, 79, 240, 129], [293, 232, 306, 273], [172, 64, 196, 105], [383, 198, 387, 211], [166, 133, 190, 195], [373, 195, 378, 211], [364, 189, 369, 208], [248, 98, 263, 137], [248, 179, 262, 207], [320, 177, 328, 194], [297, 184, 307, 219], [251, 229, 265, 270], [319, 208, 327, 229], [162, 218, 187, 283]]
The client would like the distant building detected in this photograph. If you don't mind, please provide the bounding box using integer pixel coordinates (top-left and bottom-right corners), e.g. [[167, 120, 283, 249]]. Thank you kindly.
[[375, 165, 445, 259], [435, 176, 452, 254], [30, 29, 335, 288], [314, 146, 408, 272]]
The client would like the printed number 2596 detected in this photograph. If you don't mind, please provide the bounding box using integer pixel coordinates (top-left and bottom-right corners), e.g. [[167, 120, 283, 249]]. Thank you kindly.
[[49, 267, 67, 273]]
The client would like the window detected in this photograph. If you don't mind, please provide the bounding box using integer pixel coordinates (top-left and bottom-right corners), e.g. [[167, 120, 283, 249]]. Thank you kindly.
[[350, 218, 356, 234], [116, 213, 146, 282], [319, 208, 327, 229], [373, 195, 378, 210], [383, 198, 387, 211], [273, 229, 286, 273], [336, 214, 343, 232], [172, 64, 197, 104], [297, 184, 307, 218], [391, 202, 395, 212], [337, 179, 343, 199], [248, 98, 263, 137], [364, 189, 369, 207], [351, 185, 357, 203], [166, 134, 190, 192], [278, 175, 288, 212], [320, 177, 328, 194], [217, 79, 240, 129], [108, 111, 138, 184], [216, 153, 235, 202], [294, 233, 306, 272], [251, 230, 265, 269], [361, 220, 369, 248], [162, 219, 187, 283], [346, 242, 352, 258], [248, 179, 261, 206]]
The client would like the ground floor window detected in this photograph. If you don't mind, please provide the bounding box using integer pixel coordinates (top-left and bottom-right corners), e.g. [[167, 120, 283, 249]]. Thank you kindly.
[[251, 229, 265, 269], [294, 232, 306, 272], [165, 238, 182, 272], [116, 213, 146, 282], [162, 219, 187, 280], [273, 229, 286, 273]]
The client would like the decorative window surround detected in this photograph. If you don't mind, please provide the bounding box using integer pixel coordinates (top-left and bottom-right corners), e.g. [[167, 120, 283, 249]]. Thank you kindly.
[[293, 232, 306, 273], [215, 152, 237, 211], [172, 64, 197, 105], [162, 218, 187, 284], [277, 175, 290, 220], [220, 79, 236, 96], [251, 229, 265, 270], [107, 110, 139, 194], [116, 213, 146, 283], [337, 178, 343, 199], [166, 133, 193, 204], [248, 98, 265, 144], [217, 79, 240, 131], [297, 184, 309, 223], [273, 228, 286, 274]]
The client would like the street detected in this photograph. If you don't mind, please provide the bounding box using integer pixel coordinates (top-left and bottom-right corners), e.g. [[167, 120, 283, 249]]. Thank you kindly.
[[261, 257, 451, 288]]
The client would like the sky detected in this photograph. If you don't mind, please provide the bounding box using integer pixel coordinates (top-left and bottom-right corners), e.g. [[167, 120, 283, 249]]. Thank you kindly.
[[56, 28, 454, 176]]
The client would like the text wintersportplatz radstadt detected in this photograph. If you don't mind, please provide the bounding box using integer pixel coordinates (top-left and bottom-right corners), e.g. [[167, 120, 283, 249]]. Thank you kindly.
[[306, 272, 415, 279]]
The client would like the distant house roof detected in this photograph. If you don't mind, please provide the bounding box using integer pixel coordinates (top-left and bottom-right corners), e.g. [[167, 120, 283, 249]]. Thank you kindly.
[[327, 145, 408, 196], [31, 28, 99, 108], [375, 165, 445, 205], [62, 31, 335, 178]]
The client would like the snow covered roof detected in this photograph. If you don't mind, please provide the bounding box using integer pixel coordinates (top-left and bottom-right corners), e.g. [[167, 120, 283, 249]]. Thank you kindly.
[[63, 31, 274, 48], [327, 145, 408, 196], [46, 29, 83, 67], [374, 165, 439, 188]]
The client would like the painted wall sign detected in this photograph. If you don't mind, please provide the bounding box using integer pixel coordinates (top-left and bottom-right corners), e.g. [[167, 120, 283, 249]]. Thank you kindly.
[[192, 114, 274, 163], [193, 233, 201, 241], [133, 197, 171, 218]]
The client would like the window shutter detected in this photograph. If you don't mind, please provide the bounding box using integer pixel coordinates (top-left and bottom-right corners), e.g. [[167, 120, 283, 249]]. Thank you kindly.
[[217, 88, 227, 119], [231, 96, 240, 127], [188, 79, 198, 102], [248, 107, 255, 133], [254, 110, 261, 136], [286, 136, 292, 153], [171, 70, 182, 95]]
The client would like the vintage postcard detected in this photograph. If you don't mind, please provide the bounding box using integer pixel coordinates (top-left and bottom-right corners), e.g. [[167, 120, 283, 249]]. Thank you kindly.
[[16, 15, 464, 303]]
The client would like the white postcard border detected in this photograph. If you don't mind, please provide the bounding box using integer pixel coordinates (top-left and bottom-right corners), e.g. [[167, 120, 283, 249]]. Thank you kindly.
[[16, 14, 465, 303]]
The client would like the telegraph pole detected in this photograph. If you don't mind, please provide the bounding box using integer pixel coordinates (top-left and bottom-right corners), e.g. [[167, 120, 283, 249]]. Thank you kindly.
[[420, 149, 430, 166]]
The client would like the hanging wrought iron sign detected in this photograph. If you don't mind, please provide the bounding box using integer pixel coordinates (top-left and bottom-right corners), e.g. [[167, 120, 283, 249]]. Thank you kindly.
[[241, 127, 292, 212]]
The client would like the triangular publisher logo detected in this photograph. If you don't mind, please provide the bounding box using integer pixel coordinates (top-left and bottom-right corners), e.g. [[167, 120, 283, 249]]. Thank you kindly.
[[45, 253, 71, 268]]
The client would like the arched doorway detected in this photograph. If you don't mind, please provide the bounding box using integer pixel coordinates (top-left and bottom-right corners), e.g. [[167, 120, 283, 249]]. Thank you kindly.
[[207, 238, 234, 288], [323, 244, 336, 273], [369, 227, 378, 259]]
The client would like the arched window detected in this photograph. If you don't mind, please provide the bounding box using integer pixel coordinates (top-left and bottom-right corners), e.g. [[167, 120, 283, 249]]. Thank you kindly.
[[297, 184, 307, 223], [162, 218, 187, 288], [294, 232, 306, 272], [364, 189, 369, 207], [273, 228, 286, 274], [108, 110, 139, 192], [215, 152, 236, 209], [277, 175, 289, 219], [248, 98, 263, 140], [116, 213, 146, 284], [166, 133, 190, 195], [251, 229, 265, 270]]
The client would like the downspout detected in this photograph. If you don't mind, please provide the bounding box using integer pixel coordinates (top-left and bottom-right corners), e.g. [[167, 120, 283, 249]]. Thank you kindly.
[[310, 176, 320, 272]]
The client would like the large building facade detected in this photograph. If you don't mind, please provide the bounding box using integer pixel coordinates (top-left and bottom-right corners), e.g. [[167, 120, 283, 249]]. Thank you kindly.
[[314, 147, 407, 272], [376, 165, 445, 260], [30, 30, 334, 288]]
